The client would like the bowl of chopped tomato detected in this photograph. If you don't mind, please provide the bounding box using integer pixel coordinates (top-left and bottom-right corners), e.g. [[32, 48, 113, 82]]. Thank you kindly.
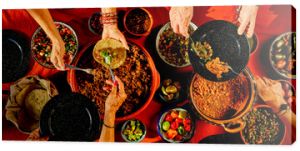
[[31, 22, 78, 69], [158, 108, 195, 143]]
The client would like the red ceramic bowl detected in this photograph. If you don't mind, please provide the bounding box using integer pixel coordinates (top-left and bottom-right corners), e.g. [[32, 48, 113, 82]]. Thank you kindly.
[[67, 40, 160, 121], [123, 8, 153, 37]]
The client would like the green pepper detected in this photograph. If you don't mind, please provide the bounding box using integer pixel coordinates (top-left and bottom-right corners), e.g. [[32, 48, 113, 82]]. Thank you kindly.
[[177, 126, 185, 135], [128, 134, 136, 141], [130, 120, 136, 126], [136, 135, 141, 140], [100, 50, 109, 57], [136, 121, 141, 127], [65, 44, 70, 51], [162, 121, 170, 131]]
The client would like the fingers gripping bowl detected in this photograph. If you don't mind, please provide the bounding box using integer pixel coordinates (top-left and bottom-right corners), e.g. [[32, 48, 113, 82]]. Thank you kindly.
[[67, 40, 160, 121]]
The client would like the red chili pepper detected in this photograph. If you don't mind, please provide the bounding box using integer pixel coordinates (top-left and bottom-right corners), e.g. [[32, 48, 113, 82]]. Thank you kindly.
[[170, 121, 179, 130], [175, 118, 183, 124], [184, 124, 191, 132], [183, 118, 191, 126], [165, 114, 173, 122]]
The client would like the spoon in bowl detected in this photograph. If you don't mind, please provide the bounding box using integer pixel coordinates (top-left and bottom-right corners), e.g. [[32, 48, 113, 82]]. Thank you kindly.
[[224, 63, 240, 76], [65, 64, 94, 75], [189, 37, 240, 76], [102, 53, 116, 82]]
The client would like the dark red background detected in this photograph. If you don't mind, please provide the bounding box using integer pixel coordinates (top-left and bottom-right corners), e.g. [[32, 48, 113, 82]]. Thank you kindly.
[[2, 5, 296, 143]]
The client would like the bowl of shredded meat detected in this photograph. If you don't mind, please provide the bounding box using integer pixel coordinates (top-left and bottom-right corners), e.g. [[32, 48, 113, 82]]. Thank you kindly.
[[67, 40, 160, 121]]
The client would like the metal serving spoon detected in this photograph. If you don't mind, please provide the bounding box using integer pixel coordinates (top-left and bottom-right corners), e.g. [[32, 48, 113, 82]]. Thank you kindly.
[[108, 67, 116, 82], [65, 64, 94, 75], [225, 63, 240, 76], [103, 55, 116, 82], [189, 37, 240, 76]]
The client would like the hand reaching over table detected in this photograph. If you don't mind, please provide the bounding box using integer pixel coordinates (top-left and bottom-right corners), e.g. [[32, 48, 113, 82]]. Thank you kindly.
[[169, 6, 193, 38], [26, 76, 127, 142], [101, 8, 129, 50], [104, 76, 127, 114], [102, 25, 129, 50], [237, 5, 258, 38], [255, 76, 296, 128], [27, 9, 66, 70], [255, 76, 285, 111], [99, 76, 127, 142]]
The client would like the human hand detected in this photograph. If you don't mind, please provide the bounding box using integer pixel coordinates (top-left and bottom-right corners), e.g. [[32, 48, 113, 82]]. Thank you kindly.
[[254, 76, 286, 112], [102, 25, 129, 49], [237, 5, 258, 38], [103, 76, 127, 114], [27, 128, 49, 141], [50, 38, 66, 70], [169, 6, 193, 38]]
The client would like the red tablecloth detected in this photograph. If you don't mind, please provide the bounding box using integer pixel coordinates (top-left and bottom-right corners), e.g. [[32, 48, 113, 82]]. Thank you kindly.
[[2, 5, 296, 143]]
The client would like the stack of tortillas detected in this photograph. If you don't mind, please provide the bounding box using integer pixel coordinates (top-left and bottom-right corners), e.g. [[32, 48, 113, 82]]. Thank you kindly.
[[5, 76, 58, 133]]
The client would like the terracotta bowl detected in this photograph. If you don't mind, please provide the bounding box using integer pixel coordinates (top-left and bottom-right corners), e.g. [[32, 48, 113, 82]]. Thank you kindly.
[[123, 8, 153, 37], [67, 40, 160, 121], [189, 68, 256, 133]]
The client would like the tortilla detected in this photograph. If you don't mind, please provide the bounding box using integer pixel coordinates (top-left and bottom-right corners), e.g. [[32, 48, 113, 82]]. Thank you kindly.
[[25, 89, 50, 120], [93, 38, 126, 69]]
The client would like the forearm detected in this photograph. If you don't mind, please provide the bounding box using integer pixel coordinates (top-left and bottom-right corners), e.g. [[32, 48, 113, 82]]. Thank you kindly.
[[101, 8, 118, 29], [99, 111, 116, 142], [27, 9, 62, 43], [101, 8, 117, 14]]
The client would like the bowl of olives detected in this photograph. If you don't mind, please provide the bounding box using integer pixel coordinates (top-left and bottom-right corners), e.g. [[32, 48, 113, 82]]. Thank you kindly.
[[270, 32, 296, 79]]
